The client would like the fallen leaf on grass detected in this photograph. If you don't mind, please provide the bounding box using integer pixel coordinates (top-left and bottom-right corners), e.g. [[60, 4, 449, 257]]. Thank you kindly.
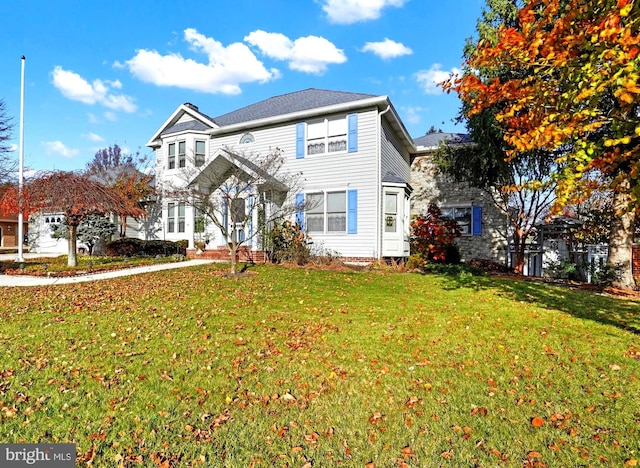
[[531, 416, 545, 427]]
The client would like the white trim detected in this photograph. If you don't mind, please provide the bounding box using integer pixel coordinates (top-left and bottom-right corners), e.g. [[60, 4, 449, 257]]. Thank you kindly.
[[146, 104, 218, 148]]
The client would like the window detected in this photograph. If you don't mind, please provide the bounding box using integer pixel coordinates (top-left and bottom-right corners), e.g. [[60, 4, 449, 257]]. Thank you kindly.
[[442, 206, 472, 235], [307, 117, 347, 155], [306, 193, 325, 232], [385, 193, 398, 233], [168, 143, 175, 170], [195, 140, 205, 167], [167, 202, 186, 233], [178, 141, 186, 168], [178, 203, 185, 232], [239, 133, 255, 144], [306, 191, 346, 233], [327, 192, 346, 232], [167, 203, 175, 232], [45, 216, 63, 224], [167, 142, 186, 170]]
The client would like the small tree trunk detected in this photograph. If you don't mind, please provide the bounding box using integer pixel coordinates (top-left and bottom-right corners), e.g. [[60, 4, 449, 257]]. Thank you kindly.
[[608, 188, 636, 290], [512, 231, 524, 275], [120, 214, 127, 238], [229, 242, 238, 275], [68, 224, 78, 267]]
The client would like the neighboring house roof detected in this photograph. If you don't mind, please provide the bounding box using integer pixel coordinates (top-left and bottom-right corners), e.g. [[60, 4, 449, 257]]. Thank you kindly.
[[413, 132, 472, 151], [212, 88, 378, 127]]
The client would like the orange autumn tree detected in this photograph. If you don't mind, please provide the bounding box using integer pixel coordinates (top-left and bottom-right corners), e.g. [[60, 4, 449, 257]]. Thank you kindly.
[[85, 145, 154, 238], [0, 171, 144, 267], [452, 0, 639, 288]]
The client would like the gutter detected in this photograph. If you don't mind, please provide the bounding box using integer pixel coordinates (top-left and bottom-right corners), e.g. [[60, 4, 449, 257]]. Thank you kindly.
[[377, 104, 391, 260]]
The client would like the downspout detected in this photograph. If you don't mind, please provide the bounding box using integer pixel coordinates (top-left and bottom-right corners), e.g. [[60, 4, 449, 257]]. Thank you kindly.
[[377, 104, 391, 260]]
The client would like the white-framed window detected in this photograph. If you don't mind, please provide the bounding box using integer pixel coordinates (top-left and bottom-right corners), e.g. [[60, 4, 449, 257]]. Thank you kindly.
[[307, 116, 347, 155], [384, 193, 398, 233], [239, 133, 255, 145], [306, 191, 347, 233], [442, 206, 472, 235], [167, 141, 186, 170], [167, 202, 186, 233], [195, 140, 206, 167], [44, 215, 63, 224]]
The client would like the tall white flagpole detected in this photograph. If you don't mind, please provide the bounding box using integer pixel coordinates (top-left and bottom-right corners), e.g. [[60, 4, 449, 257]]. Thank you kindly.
[[16, 55, 25, 263]]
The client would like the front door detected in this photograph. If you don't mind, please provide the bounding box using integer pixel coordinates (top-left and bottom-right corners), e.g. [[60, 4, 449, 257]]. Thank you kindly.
[[382, 188, 408, 257]]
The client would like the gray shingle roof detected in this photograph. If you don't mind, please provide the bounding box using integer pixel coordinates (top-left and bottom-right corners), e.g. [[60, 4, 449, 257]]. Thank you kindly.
[[212, 88, 379, 127], [161, 120, 211, 136], [413, 132, 472, 148]]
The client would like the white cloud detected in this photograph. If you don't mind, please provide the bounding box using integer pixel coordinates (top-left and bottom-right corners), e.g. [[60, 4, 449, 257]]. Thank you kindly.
[[103, 111, 117, 122], [126, 28, 279, 94], [245, 30, 347, 75], [82, 132, 104, 142], [51, 67, 137, 112], [415, 64, 461, 94], [8, 144, 18, 152], [361, 38, 412, 60], [401, 106, 428, 125], [320, 0, 408, 24], [42, 141, 80, 159]]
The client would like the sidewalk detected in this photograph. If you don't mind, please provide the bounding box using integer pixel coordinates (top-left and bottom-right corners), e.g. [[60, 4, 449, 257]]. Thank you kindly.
[[0, 259, 215, 287]]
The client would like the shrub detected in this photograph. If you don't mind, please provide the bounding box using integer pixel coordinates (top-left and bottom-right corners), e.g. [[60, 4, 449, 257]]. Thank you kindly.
[[406, 253, 428, 271], [267, 221, 311, 265], [468, 258, 512, 274], [106, 238, 187, 257], [410, 205, 461, 264]]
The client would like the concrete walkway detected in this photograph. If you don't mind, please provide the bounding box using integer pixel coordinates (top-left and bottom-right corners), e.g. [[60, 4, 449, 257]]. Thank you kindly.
[[0, 258, 215, 287]]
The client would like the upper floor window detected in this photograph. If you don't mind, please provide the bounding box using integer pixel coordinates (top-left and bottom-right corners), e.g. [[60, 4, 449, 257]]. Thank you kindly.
[[167, 141, 186, 170], [195, 140, 206, 167], [307, 117, 347, 155], [296, 114, 357, 159], [239, 133, 255, 145]]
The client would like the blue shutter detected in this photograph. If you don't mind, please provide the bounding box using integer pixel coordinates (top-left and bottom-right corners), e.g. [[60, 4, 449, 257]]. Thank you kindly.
[[247, 195, 254, 245], [348, 114, 358, 153], [222, 198, 228, 241], [347, 189, 357, 234], [295, 193, 305, 230], [296, 123, 305, 159], [472, 206, 482, 236]]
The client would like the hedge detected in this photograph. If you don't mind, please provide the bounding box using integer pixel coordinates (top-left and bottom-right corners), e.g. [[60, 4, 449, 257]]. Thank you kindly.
[[105, 238, 187, 257]]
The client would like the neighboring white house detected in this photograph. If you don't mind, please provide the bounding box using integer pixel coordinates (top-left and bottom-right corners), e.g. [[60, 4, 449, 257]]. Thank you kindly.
[[147, 89, 415, 262]]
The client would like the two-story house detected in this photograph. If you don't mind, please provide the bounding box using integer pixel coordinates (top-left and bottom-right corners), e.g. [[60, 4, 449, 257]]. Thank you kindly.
[[147, 88, 415, 262]]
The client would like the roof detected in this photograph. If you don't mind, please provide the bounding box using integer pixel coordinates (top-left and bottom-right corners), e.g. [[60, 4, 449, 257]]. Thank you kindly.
[[413, 132, 472, 149], [147, 88, 416, 154], [212, 88, 378, 127], [161, 120, 211, 136]]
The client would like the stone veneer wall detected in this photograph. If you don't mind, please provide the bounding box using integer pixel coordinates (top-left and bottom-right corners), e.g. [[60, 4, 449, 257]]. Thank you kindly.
[[410, 156, 510, 264]]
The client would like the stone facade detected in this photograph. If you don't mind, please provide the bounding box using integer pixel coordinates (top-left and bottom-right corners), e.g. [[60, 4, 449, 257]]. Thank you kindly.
[[410, 155, 510, 264]]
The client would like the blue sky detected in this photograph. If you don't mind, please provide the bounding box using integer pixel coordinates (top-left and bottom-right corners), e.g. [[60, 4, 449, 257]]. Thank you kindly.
[[1, 0, 485, 172]]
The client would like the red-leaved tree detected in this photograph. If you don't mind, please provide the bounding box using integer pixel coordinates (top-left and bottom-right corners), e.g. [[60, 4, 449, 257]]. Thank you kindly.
[[0, 171, 144, 266], [411, 205, 462, 263]]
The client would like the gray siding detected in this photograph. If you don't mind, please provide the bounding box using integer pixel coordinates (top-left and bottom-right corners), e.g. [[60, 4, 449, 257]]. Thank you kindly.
[[380, 120, 411, 183]]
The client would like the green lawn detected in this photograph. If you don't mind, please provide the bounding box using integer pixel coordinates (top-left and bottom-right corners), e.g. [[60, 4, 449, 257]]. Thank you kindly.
[[0, 264, 638, 467]]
